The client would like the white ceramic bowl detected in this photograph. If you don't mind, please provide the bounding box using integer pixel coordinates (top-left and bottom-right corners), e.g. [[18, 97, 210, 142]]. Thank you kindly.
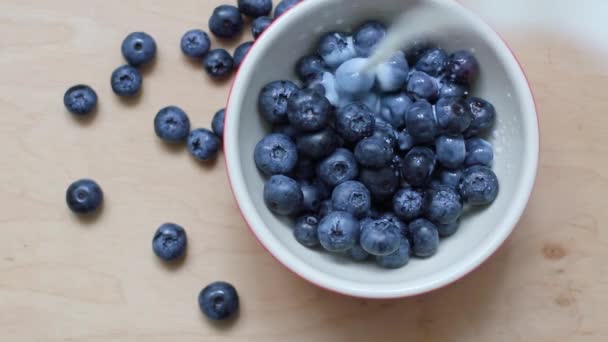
[[225, 0, 539, 298]]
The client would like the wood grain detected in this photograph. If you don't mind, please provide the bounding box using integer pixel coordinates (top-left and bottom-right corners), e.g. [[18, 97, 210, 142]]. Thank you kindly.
[[1, 1, 607, 341]]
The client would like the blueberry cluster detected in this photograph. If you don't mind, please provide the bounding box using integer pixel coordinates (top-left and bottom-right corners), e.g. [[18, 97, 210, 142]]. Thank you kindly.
[[254, 20, 499, 269]]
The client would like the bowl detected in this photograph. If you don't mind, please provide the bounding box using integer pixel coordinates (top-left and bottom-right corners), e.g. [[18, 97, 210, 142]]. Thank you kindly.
[[224, 0, 539, 298]]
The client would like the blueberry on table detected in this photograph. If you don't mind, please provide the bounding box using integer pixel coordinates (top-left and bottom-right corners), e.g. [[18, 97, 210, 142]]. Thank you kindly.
[[465, 137, 494, 167], [300, 181, 322, 213], [317, 148, 359, 187], [233, 41, 253, 68], [187, 128, 221, 161], [293, 215, 320, 247], [335, 58, 375, 96], [359, 167, 400, 202], [375, 51, 409, 93], [405, 100, 438, 143], [407, 71, 439, 102], [317, 211, 360, 252], [447, 50, 479, 85], [354, 136, 395, 169], [287, 89, 331, 132], [409, 218, 440, 257], [360, 218, 401, 256], [415, 48, 448, 77], [393, 187, 426, 221], [317, 31, 357, 68], [211, 108, 225, 138], [204, 49, 235, 78], [380, 92, 411, 129], [152, 223, 187, 261], [353, 21, 387, 57], [437, 220, 460, 238], [121, 32, 157, 67], [435, 97, 473, 134], [258, 80, 300, 124], [111, 65, 142, 97], [295, 54, 328, 83], [254, 133, 298, 176], [199, 281, 239, 321], [464, 97, 496, 137], [439, 80, 469, 99], [376, 237, 410, 269], [264, 175, 303, 216], [426, 186, 463, 225], [274, 0, 301, 18], [401, 147, 436, 187], [209, 5, 244, 39], [296, 128, 339, 160], [154, 106, 191, 143], [66, 179, 103, 214], [331, 181, 371, 218], [180, 29, 211, 58], [238, 0, 272, 18], [459, 165, 499, 206], [252, 16, 273, 39], [435, 135, 466, 169], [335, 102, 376, 143], [64, 85, 97, 116]]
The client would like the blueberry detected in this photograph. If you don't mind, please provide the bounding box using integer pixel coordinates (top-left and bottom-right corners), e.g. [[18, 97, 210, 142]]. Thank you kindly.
[[204, 49, 235, 78], [301, 181, 322, 213], [435, 97, 472, 134], [331, 181, 371, 218], [335, 103, 376, 143], [274, 0, 301, 18], [380, 92, 412, 129], [317, 32, 357, 68], [64, 85, 97, 116], [272, 123, 300, 139], [110, 65, 142, 97], [188, 128, 221, 161], [180, 29, 211, 58], [360, 218, 401, 256], [287, 89, 331, 132], [152, 223, 187, 261], [335, 58, 375, 96], [465, 138, 494, 167], [296, 55, 328, 83], [436, 135, 466, 169], [372, 118, 398, 148], [66, 179, 103, 214], [121, 32, 156, 67], [405, 100, 438, 143], [393, 187, 425, 221], [409, 218, 440, 257], [307, 71, 341, 106], [264, 175, 303, 215], [406, 71, 439, 102], [380, 212, 408, 237], [254, 133, 298, 175], [349, 244, 370, 261], [354, 136, 394, 169], [359, 92, 381, 115], [426, 186, 463, 224], [353, 21, 387, 57], [437, 220, 459, 238], [198, 282, 239, 321], [211, 108, 225, 138], [293, 215, 320, 247], [244, 21, 268, 40], [312, 178, 331, 200], [464, 97, 496, 137], [447, 50, 479, 85], [291, 157, 316, 180], [317, 148, 359, 187], [404, 40, 437, 65], [258, 80, 300, 124], [439, 169, 463, 189], [415, 48, 448, 77], [154, 106, 191, 143], [233, 41, 253, 68], [401, 147, 436, 187], [209, 5, 244, 39], [397, 129, 415, 152], [376, 237, 410, 269], [238, 0, 272, 17], [317, 211, 360, 252], [318, 199, 334, 218], [459, 165, 499, 206], [375, 51, 409, 92], [439, 80, 469, 99], [296, 128, 339, 160]]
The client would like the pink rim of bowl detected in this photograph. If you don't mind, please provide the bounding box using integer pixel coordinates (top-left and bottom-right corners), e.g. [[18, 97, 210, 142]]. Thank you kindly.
[[223, 0, 540, 299]]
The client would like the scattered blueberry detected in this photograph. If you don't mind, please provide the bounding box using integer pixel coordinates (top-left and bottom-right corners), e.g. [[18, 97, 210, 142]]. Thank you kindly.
[[254, 133, 298, 176], [295, 55, 328, 83], [203, 49, 235, 78], [209, 5, 244, 39], [187, 128, 221, 161], [211, 108, 225, 138], [293, 215, 320, 247], [300, 181, 322, 213], [380, 92, 412, 129], [392, 187, 426, 221], [264, 175, 303, 215], [375, 51, 409, 92], [317, 32, 357, 68], [415, 48, 448, 77], [331, 181, 371, 218], [409, 218, 440, 257], [198, 281, 239, 321], [233, 41, 253, 68], [353, 21, 386, 57], [360, 218, 401, 256], [238, 0, 272, 18], [354, 136, 394, 169], [435, 135, 466, 169], [447, 50, 479, 85], [465, 137, 494, 167], [274, 0, 301, 18], [459, 165, 499, 206], [180, 29, 211, 58], [154, 106, 191, 143], [359, 167, 399, 202], [426, 186, 463, 224], [252, 16, 273, 39], [400, 147, 436, 187], [317, 148, 359, 187], [317, 211, 360, 252], [335, 102, 376, 143], [437, 220, 459, 238], [121, 32, 157, 67], [258, 80, 300, 124], [66, 179, 103, 214], [287, 89, 331, 131], [64, 85, 97, 116], [152, 223, 187, 261], [296, 127, 339, 160], [335, 58, 375, 96], [464, 97, 496, 137], [407, 71, 439, 102], [405, 100, 438, 143], [435, 97, 472, 134], [376, 237, 410, 269], [111, 65, 142, 97]]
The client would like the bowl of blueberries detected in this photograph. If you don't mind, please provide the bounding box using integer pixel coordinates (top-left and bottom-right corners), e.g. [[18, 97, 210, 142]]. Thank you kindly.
[[224, 0, 539, 298]]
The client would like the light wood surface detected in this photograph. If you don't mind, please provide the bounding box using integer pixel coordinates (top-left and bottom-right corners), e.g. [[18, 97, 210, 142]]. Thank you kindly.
[[1, 1, 607, 341]]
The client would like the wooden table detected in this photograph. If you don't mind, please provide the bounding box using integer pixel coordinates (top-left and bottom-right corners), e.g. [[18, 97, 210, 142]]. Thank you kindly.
[[2, 1, 607, 341]]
